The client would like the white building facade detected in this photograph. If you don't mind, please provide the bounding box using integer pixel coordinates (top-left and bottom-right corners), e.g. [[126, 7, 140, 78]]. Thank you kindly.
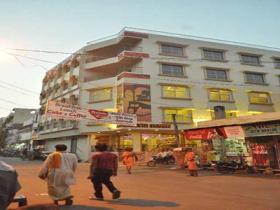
[[37, 29, 280, 161]]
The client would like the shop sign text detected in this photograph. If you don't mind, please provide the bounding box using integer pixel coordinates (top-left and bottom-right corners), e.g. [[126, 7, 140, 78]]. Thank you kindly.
[[244, 123, 280, 137]]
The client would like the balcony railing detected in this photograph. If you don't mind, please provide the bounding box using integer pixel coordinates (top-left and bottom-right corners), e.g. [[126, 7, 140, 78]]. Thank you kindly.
[[85, 47, 143, 64]]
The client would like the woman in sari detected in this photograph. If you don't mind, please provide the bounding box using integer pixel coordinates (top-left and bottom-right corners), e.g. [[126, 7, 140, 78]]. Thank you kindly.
[[122, 147, 136, 174], [38, 144, 78, 205], [184, 148, 198, 177]]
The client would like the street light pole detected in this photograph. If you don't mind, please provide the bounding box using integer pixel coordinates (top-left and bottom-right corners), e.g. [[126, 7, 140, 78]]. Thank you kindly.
[[172, 114, 180, 147]]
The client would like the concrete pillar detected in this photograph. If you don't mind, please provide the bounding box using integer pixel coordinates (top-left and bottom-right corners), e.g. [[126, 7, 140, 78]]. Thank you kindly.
[[132, 132, 141, 152]]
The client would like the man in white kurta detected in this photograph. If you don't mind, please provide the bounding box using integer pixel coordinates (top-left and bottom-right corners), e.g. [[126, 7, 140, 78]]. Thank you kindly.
[[38, 144, 78, 205]]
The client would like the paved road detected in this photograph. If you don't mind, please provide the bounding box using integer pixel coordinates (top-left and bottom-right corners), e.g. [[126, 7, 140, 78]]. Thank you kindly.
[[2, 157, 280, 210]]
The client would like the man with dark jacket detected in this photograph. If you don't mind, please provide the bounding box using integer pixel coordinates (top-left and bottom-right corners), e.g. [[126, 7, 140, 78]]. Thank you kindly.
[[0, 161, 21, 209], [88, 144, 121, 201]]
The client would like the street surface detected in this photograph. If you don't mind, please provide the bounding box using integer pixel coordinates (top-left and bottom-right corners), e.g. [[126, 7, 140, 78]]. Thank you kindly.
[[2, 157, 280, 210]]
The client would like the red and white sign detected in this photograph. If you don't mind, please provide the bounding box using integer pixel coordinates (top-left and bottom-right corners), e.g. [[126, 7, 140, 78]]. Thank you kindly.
[[45, 100, 137, 126], [184, 128, 218, 140], [221, 126, 245, 138]]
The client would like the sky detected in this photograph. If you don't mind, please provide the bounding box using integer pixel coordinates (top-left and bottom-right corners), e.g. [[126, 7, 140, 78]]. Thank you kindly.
[[0, 0, 280, 117]]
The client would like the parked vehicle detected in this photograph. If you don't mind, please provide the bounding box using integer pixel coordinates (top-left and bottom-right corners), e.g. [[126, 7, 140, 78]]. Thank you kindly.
[[211, 158, 249, 174], [147, 155, 175, 167]]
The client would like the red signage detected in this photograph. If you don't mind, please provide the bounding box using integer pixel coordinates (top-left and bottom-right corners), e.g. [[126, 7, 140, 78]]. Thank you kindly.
[[184, 128, 217, 140]]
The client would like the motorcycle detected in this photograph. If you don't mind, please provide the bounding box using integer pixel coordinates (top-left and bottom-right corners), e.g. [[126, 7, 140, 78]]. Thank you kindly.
[[147, 155, 175, 167], [211, 160, 248, 174]]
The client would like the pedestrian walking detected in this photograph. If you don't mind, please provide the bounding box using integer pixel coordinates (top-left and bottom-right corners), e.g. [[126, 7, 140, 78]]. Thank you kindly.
[[38, 144, 78, 206], [88, 143, 121, 201], [122, 147, 136, 174], [184, 148, 198, 176]]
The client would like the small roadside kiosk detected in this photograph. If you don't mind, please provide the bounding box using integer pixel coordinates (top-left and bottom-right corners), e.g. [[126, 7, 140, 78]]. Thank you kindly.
[[184, 112, 280, 171], [184, 126, 247, 165]]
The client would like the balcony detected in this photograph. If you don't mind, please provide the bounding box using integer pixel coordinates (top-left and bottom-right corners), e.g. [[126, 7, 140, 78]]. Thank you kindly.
[[85, 50, 149, 71], [86, 30, 148, 52]]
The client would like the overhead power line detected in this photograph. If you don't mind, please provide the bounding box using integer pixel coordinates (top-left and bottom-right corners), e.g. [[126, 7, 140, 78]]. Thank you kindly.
[[5, 48, 82, 55], [4, 47, 279, 64], [0, 80, 39, 95], [5, 52, 58, 64], [0, 84, 38, 98], [0, 97, 30, 108]]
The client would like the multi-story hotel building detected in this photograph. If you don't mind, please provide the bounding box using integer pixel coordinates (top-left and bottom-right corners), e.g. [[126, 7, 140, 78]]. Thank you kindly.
[[36, 28, 280, 161]]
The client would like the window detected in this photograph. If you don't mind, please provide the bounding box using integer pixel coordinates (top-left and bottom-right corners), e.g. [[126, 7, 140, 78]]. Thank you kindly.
[[248, 92, 271, 104], [274, 58, 280, 68], [205, 68, 229, 81], [89, 88, 112, 103], [163, 109, 193, 123], [162, 86, 190, 99], [161, 64, 185, 77], [208, 89, 233, 102], [161, 44, 184, 56], [244, 72, 266, 84], [210, 110, 237, 119], [203, 49, 224, 61], [240, 54, 261, 65]]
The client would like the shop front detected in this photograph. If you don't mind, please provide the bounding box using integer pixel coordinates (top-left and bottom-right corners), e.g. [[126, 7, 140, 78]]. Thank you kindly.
[[244, 122, 280, 169], [90, 131, 178, 153], [184, 126, 248, 165]]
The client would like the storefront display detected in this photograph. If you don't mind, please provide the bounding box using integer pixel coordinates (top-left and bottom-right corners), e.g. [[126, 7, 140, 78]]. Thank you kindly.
[[244, 122, 280, 169], [184, 127, 248, 164], [141, 134, 176, 151], [119, 134, 133, 149], [224, 137, 248, 156]]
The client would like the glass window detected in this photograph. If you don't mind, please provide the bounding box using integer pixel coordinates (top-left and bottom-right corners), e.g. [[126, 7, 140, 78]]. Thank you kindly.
[[119, 134, 133, 150], [208, 89, 233, 102], [274, 58, 280, 68], [206, 68, 228, 81], [161, 64, 184, 77], [89, 88, 112, 102], [248, 92, 271, 104], [161, 44, 184, 56], [245, 72, 265, 84], [203, 49, 224, 61], [241, 54, 261, 65], [141, 134, 177, 152], [162, 86, 190, 98], [163, 109, 192, 123]]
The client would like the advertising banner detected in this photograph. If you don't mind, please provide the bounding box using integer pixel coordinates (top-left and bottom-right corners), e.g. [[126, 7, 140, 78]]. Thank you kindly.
[[221, 126, 245, 138], [184, 128, 217, 140], [117, 83, 151, 122], [45, 100, 137, 126]]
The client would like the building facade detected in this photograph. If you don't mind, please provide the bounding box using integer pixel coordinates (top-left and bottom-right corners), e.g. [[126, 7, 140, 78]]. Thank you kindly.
[[37, 28, 280, 161], [2, 108, 36, 146]]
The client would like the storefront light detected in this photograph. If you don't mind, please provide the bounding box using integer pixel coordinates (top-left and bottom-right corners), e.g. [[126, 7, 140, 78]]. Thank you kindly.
[[107, 124, 117, 130]]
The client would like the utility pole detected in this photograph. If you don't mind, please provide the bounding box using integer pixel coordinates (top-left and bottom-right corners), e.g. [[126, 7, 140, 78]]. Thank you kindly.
[[172, 114, 180, 147]]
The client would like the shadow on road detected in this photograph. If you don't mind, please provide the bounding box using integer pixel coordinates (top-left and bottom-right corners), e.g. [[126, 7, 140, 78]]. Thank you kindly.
[[108, 199, 179, 207], [59, 205, 114, 210]]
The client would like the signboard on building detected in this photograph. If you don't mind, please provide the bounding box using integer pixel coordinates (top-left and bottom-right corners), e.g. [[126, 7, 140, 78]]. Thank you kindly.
[[45, 100, 137, 126], [184, 128, 218, 140], [117, 123, 171, 129], [244, 122, 280, 137], [117, 83, 151, 122], [221, 126, 245, 138]]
